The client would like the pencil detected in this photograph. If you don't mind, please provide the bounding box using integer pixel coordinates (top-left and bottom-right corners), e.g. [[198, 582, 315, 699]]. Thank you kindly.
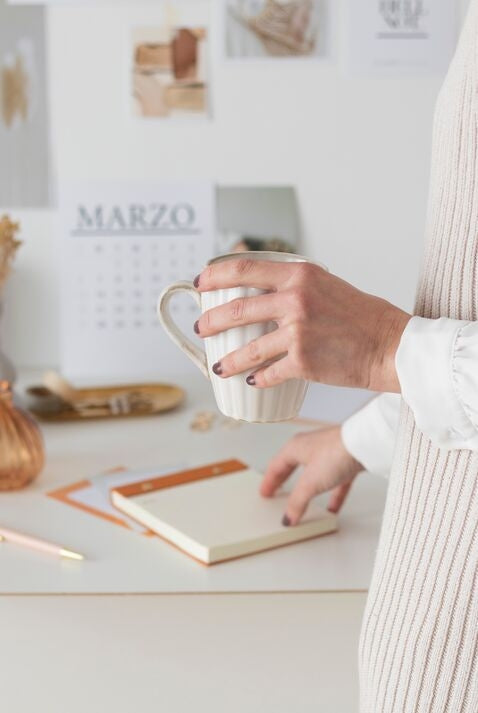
[[0, 526, 84, 561]]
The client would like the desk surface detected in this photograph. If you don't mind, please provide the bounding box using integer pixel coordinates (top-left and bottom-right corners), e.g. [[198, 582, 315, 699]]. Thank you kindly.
[[1, 375, 376, 713], [0, 375, 387, 593], [0, 592, 366, 713]]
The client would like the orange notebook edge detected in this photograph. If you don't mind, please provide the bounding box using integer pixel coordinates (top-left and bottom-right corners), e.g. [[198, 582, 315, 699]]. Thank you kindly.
[[111, 459, 248, 499]]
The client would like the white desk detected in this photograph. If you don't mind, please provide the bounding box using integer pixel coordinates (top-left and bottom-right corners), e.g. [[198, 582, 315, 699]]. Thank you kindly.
[[2, 376, 387, 594], [0, 374, 385, 712], [0, 592, 367, 713]]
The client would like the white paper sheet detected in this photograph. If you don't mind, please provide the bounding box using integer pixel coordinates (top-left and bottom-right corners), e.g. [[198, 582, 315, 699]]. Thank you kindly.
[[61, 465, 186, 535]]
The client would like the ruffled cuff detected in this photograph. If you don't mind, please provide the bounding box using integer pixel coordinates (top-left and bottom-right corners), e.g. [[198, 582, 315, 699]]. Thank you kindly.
[[395, 316, 478, 449], [341, 393, 402, 478]]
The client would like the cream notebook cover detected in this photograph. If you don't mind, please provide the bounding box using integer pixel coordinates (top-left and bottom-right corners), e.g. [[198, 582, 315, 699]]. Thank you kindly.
[[111, 460, 338, 565]]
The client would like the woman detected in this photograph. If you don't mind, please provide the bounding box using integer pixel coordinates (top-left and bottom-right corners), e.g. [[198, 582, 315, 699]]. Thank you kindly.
[[194, 3, 478, 710]]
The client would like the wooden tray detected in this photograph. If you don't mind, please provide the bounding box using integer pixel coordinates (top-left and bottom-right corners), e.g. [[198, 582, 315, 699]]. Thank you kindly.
[[26, 382, 185, 423]]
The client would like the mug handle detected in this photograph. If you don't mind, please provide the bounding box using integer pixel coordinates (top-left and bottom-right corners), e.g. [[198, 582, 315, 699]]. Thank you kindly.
[[157, 281, 209, 379]]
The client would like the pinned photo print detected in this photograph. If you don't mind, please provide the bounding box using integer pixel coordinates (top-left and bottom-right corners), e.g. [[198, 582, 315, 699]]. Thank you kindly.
[[225, 0, 328, 59], [0, 0, 51, 207], [348, 0, 457, 74], [132, 25, 209, 119]]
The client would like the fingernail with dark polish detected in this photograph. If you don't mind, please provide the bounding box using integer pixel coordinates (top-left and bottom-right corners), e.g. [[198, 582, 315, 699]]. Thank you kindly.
[[212, 362, 223, 376], [246, 375, 256, 386], [193, 275, 200, 288], [194, 320, 200, 335], [282, 514, 291, 527]]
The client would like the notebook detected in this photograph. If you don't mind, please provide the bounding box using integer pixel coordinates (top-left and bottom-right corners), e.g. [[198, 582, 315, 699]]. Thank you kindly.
[[111, 459, 338, 565]]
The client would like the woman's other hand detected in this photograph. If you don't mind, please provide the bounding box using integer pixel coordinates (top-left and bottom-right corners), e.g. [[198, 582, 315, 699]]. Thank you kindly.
[[262, 426, 363, 526]]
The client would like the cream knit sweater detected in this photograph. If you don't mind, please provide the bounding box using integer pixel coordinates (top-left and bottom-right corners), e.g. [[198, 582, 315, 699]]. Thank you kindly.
[[359, 3, 478, 711]]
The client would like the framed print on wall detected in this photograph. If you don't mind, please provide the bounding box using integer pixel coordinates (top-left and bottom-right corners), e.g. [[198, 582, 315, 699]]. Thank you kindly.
[[0, 0, 51, 207], [132, 25, 209, 120], [347, 0, 458, 75], [128, 1, 211, 121], [224, 0, 331, 60]]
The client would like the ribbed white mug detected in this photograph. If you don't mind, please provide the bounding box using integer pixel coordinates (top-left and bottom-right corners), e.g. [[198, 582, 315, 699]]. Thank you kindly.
[[158, 252, 322, 423]]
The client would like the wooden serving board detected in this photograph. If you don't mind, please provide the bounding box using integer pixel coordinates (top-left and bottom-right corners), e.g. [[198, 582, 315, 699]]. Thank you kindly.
[[26, 383, 185, 422]]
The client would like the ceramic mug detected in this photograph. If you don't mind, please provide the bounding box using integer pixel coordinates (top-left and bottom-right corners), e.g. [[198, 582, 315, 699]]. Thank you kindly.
[[158, 252, 322, 423]]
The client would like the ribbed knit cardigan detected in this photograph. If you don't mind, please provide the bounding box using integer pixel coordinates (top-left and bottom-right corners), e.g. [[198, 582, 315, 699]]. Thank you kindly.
[[359, 4, 478, 711]]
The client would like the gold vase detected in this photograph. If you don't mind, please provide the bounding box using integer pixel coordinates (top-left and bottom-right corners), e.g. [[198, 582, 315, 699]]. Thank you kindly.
[[0, 381, 44, 491]]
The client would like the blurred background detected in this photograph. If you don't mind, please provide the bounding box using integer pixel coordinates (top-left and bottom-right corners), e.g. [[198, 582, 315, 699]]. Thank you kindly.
[[0, 0, 469, 421]]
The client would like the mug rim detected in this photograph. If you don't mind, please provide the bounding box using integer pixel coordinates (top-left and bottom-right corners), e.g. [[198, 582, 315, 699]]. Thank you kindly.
[[208, 251, 327, 270]]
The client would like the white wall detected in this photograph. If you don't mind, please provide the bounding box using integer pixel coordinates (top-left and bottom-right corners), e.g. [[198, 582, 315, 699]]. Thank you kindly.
[[2, 0, 472, 392]]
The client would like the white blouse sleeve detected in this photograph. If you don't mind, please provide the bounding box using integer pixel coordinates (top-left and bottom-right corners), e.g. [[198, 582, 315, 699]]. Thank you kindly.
[[341, 393, 401, 478], [395, 315, 478, 450]]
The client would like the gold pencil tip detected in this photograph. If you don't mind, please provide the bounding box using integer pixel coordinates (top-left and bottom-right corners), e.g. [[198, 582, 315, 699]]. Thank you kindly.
[[60, 548, 84, 561]]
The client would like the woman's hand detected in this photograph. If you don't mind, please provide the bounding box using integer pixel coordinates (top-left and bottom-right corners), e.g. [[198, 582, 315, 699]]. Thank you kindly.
[[194, 259, 411, 392], [262, 426, 363, 525]]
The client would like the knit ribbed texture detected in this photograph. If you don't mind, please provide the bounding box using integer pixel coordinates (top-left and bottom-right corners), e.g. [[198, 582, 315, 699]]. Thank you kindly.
[[359, 4, 478, 711]]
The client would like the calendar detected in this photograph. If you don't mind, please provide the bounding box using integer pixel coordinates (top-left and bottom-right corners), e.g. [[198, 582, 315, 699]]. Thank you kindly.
[[59, 181, 215, 383]]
